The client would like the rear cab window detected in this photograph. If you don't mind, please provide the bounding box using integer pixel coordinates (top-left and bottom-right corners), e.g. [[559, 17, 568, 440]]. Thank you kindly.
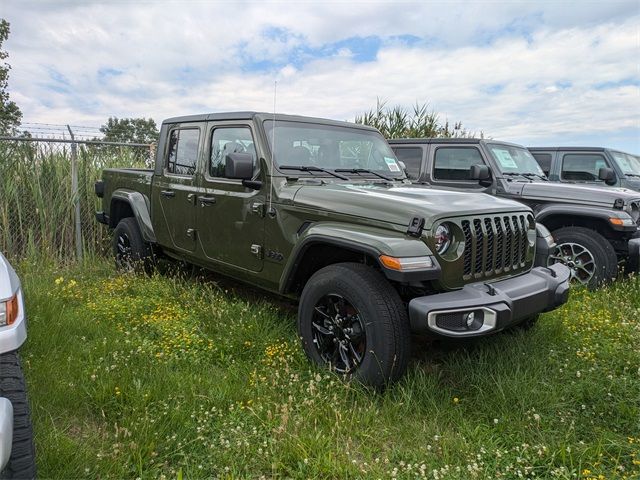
[[392, 147, 423, 180], [531, 153, 552, 176], [166, 128, 201, 176]]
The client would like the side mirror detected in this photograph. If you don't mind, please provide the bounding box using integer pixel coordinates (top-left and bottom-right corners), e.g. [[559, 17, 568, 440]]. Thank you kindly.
[[470, 164, 492, 186], [598, 167, 616, 185], [225, 152, 254, 180]]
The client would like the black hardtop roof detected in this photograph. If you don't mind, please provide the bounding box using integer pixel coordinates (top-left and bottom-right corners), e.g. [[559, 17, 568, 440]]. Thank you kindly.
[[162, 111, 379, 132], [388, 138, 525, 148], [528, 146, 610, 152]]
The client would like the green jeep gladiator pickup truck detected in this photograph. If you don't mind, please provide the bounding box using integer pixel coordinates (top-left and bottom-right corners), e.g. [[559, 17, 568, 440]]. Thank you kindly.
[[96, 112, 570, 387]]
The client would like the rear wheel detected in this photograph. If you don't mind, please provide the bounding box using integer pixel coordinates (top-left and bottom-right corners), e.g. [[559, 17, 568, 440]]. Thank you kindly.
[[297, 263, 411, 389], [547, 227, 617, 288], [112, 217, 153, 273], [0, 352, 36, 480]]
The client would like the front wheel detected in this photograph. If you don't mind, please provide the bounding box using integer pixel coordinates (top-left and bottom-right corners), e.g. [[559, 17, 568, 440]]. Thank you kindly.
[[0, 352, 36, 480], [297, 263, 411, 389], [547, 227, 617, 289]]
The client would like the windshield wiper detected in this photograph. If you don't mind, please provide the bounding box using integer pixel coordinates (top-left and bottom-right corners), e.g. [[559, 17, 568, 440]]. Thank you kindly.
[[334, 168, 396, 182], [520, 172, 548, 181], [624, 173, 640, 178], [279, 165, 350, 180], [501, 172, 531, 182]]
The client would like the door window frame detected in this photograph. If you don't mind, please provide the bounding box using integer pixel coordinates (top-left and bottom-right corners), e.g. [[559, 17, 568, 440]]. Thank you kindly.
[[430, 145, 487, 185], [203, 122, 261, 185], [560, 152, 610, 182]]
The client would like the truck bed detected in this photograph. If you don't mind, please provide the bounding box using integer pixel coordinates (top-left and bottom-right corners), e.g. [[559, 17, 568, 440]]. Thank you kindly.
[[102, 168, 154, 207]]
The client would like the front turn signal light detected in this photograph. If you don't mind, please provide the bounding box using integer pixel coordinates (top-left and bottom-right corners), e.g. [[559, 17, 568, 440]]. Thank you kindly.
[[609, 217, 635, 227], [0, 293, 19, 327], [379, 255, 434, 271]]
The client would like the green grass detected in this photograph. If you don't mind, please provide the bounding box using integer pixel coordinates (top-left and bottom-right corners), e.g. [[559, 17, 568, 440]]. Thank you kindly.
[[17, 259, 640, 479]]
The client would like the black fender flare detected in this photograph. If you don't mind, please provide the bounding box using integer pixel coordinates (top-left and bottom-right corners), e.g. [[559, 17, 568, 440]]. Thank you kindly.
[[110, 190, 157, 243]]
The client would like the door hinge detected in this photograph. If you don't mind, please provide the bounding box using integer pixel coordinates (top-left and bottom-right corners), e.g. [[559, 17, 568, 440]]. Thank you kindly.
[[186, 228, 196, 239], [251, 202, 265, 217], [250, 244, 263, 259], [187, 193, 197, 205]]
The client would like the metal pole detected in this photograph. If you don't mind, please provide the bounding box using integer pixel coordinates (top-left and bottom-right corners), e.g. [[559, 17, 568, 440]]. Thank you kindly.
[[67, 125, 83, 261]]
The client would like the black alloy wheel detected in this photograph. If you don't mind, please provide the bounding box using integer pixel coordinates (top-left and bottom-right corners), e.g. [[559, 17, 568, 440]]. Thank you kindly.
[[311, 293, 366, 374]]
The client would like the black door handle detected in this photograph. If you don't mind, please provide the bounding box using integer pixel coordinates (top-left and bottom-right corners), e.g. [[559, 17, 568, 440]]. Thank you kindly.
[[160, 190, 175, 198], [200, 196, 216, 206]]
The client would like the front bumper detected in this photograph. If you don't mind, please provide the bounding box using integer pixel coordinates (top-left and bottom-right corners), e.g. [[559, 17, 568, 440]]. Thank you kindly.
[[0, 397, 12, 472], [408, 264, 571, 337]]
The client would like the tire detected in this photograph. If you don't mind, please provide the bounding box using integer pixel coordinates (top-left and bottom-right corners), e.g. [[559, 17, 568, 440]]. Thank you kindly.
[[548, 226, 617, 288], [297, 262, 411, 389], [0, 352, 36, 480], [112, 217, 153, 273]]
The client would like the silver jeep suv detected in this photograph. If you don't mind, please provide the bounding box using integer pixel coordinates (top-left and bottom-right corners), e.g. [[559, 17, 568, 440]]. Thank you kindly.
[[0, 252, 35, 479]]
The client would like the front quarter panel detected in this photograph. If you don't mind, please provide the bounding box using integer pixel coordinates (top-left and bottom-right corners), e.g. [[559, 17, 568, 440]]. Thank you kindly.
[[279, 222, 435, 292]]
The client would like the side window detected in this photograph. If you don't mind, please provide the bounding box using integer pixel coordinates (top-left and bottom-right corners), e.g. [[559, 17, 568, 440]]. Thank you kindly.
[[392, 147, 423, 180], [210, 127, 258, 178], [433, 147, 484, 181], [561, 154, 607, 181], [531, 153, 552, 176], [166, 128, 200, 176]]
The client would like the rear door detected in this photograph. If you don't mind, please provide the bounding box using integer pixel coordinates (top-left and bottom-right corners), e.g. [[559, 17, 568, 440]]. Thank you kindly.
[[196, 122, 265, 272], [151, 123, 203, 253]]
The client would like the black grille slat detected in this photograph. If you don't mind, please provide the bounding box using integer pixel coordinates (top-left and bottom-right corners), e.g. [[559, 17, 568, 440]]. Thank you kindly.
[[484, 218, 494, 273], [503, 216, 513, 271], [462, 220, 472, 276], [473, 219, 484, 275], [520, 216, 529, 265], [511, 216, 521, 266], [495, 217, 504, 271]]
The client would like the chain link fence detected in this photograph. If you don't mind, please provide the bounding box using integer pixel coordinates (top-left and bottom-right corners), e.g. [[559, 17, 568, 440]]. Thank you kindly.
[[0, 136, 154, 261]]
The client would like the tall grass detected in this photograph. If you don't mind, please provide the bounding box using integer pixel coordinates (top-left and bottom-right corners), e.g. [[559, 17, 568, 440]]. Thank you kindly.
[[0, 140, 150, 261]]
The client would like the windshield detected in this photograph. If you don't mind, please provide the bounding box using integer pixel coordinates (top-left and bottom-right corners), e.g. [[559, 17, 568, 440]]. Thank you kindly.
[[611, 151, 640, 176], [264, 120, 404, 178], [487, 144, 546, 178]]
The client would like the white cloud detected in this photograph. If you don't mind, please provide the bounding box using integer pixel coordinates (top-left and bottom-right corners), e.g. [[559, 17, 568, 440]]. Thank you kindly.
[[2, 0, 639, 150]]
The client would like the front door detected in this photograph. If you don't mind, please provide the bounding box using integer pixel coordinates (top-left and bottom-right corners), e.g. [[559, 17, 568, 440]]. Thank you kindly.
[[152, 123, 203, 253], [196, 123, 265, 272]]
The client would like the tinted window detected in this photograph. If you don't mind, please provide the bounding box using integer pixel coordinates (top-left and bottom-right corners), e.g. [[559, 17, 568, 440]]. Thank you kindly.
[[531, 153, 552, 176], [433, 147, 484, 181], [210, 127, 258, 178], [166, 128, 200, 176], [561, 154, 608, 181], [392, 147, 423, 180]]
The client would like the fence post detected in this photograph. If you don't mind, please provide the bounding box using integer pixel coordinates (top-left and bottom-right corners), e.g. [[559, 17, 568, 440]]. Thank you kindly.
[[67, 125, 83, 261]]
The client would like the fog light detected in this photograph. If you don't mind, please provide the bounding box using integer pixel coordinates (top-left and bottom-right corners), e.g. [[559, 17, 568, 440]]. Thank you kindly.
[[463, 310, 484, 331], [465, 311, 475, 328]]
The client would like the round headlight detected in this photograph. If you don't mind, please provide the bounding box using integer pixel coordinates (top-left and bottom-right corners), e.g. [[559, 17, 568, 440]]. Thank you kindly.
[[434, 224, 451, 254]]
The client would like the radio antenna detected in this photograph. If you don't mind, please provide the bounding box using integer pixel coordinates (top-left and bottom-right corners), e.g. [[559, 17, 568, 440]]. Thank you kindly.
[[269, 80, 277, 214]]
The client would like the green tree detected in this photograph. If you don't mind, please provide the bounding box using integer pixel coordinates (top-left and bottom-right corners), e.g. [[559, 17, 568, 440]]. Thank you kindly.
[[0, 19, 23, 135], [355, 99, 482, 139], [100, 117, 159, 144]]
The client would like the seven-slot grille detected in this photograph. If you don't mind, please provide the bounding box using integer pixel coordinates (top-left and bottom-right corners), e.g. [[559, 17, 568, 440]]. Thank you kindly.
[[460, 214, 533, 279]]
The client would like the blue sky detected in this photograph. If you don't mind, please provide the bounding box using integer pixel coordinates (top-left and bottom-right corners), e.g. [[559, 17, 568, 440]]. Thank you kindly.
[[3, 0, 640, 152]]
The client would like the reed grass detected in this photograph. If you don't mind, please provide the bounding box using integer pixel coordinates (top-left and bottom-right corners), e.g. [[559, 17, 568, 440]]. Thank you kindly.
[[0, 139, 150, 261]]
